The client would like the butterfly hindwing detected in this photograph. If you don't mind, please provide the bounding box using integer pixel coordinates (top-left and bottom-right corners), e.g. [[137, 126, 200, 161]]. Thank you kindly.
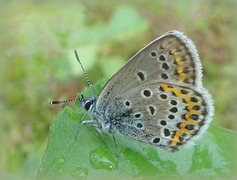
[[104, 81, 213, 151]]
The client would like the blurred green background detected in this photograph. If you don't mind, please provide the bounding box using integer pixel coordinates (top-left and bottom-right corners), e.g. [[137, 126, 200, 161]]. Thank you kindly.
[[0, 0, 237, 179]]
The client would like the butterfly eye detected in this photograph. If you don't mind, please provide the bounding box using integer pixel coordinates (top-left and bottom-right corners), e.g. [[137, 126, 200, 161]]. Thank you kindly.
[[84, 100, 94, 111]]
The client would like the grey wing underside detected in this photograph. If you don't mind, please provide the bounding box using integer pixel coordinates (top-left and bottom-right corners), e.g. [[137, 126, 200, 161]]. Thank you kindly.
[[96, 31, 203, 110], [104, 81, 213, 152]]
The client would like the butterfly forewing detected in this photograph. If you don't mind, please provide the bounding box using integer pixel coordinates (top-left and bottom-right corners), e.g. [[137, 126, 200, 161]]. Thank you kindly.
[[96, 31, 202, 111]]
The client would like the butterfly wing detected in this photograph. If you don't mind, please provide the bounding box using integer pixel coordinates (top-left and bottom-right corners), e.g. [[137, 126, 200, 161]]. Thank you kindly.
[[93, 31, 214, 151], [96, 31, 203, 110], [104, 81, 213, 151]]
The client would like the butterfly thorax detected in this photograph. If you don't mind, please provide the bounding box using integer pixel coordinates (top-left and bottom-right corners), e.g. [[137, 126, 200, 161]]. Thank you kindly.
[[81, 96, 112, 131]]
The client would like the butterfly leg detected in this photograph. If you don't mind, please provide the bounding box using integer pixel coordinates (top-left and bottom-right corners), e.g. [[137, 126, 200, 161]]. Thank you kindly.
[[75, 120, 97, 140], [81, 120, 97, 125], [108, 124, 119, 157], [79, 120, 108, 148], [111, 133, 120, 157], [93, 126, 108, 148]]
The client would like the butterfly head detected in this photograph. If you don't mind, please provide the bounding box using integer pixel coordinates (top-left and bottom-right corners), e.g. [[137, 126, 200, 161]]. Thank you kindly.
[[79, 95, 97, 112]]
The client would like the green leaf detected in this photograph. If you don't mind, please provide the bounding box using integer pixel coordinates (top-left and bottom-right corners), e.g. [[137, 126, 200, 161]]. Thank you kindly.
[[69, 6, 148, 46], [37, 80, 237, 179]]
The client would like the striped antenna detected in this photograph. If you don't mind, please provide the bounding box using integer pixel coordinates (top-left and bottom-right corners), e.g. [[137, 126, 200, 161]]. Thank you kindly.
[[49, 50, 94, 105], [74, 50, 94, 96], [49, 98, 82, 105], [49, 95, 84, 104]]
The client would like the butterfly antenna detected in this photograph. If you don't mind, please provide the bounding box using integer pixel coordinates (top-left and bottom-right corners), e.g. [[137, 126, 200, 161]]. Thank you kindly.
[[49, 97, 83, 105], [74, 50, 95, 96]]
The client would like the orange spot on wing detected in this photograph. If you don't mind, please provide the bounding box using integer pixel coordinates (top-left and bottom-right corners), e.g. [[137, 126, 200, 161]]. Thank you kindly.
[[174, 58, 184, 65], [170, 141, 177, 146], [176, 67, 184, 74], [171, 135, 180, 146]]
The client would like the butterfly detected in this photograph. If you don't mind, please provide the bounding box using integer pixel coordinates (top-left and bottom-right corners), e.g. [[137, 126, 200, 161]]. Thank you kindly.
[[51, 30, 214, 152]]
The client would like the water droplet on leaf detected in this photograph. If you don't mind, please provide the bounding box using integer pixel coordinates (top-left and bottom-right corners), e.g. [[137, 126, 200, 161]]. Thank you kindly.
[[89, 146, 117, 171]]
